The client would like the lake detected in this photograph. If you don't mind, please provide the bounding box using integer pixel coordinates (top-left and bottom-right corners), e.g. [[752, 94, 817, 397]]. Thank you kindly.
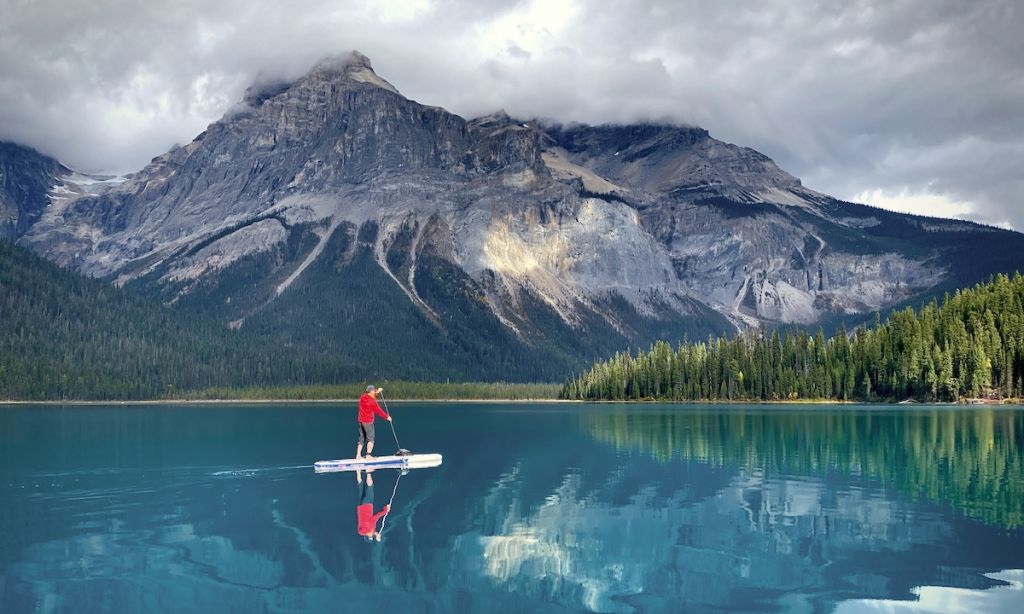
[[2, 403, 1023, 613]]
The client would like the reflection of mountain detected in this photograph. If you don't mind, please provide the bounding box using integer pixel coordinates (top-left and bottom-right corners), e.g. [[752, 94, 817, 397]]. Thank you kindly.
[[585, 408, 1024, 529], [449, 461, 969, 613]]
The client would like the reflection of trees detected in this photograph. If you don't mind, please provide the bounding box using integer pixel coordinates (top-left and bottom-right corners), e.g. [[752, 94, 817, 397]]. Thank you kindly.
[[584, 409, 1024, 529]]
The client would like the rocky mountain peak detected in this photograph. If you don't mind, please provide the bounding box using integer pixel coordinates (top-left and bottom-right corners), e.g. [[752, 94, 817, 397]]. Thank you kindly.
[[471, 110, 513, 125], [304, 50, 399, 94], [240, 51, 397, 110], [12, 49, 1024, 371], [469, 110, 538, 135], [341, 49, 373, 71]]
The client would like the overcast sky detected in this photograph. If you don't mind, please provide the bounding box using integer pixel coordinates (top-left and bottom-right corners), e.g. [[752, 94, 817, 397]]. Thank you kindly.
[[1, 0, 1021, 229]]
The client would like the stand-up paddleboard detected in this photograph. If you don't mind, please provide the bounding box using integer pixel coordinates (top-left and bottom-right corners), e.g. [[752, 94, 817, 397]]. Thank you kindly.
[[314, 453, 442, 473]]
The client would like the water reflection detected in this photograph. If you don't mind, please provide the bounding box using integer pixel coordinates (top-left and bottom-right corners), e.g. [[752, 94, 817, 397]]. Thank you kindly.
[[443, 406, 1024, 612], [454, 462, 962, 611], [1, 404, 1023, 613], [355, 469, 390, 541], [1, 463, 439, 612], [835, 570, 1024, 613], [584, 407, 1024, 529]]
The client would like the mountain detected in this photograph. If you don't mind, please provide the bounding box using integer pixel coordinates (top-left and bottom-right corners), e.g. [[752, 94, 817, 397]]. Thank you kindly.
[[0, 142, 69, 241], [7, 51, 1024, 380]]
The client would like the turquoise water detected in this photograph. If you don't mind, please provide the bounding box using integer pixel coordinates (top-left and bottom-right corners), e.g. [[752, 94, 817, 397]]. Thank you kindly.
[[2, 403, 1023, 613]]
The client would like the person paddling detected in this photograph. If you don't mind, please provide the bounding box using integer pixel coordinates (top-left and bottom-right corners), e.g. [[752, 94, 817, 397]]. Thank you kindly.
[[357, 385, 391, 460]]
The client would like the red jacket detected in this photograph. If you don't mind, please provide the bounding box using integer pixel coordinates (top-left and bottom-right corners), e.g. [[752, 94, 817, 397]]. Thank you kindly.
[[358, 393, 390, 423], [357, 503, 390, 535]]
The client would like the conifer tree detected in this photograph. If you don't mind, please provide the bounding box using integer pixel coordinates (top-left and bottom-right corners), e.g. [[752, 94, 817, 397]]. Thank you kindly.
[[563, 274, 1024, 403]]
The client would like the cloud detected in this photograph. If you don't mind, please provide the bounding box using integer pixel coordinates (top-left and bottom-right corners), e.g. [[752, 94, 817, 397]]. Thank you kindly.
[[850, 189, 974, 221], [0, 0, 1021, 229]]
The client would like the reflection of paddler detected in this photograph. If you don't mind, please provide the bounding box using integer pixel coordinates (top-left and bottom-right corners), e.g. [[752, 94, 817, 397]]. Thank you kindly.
[[355, 469, 390, 541]]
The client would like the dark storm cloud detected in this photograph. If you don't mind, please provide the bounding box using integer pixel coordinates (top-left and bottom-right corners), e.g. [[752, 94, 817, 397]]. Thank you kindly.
[[1, 0, 1021, 228]]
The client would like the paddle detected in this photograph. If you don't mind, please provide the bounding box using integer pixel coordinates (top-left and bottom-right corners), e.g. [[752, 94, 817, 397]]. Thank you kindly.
[[377, 391, 411, 456]]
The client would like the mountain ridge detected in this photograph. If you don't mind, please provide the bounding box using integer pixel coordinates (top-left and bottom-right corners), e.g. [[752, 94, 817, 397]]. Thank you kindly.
[[5, 51, 1024, 379]]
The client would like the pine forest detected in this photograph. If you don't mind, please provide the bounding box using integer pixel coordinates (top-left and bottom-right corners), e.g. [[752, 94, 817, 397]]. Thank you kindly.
[[562, 274, 1024, 403]]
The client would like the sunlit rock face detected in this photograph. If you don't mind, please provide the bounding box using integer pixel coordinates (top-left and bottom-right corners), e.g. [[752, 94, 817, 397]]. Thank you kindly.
[[10, 51, 1024, 375]]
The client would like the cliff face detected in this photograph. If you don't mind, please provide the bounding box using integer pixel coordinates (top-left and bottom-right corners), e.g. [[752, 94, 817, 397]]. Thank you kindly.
[[0, 142, 68, 241], [9, 51, 1024, 377]]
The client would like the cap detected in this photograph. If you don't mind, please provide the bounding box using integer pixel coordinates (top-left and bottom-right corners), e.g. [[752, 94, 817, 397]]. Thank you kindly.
[[366, 385, 377, 393]]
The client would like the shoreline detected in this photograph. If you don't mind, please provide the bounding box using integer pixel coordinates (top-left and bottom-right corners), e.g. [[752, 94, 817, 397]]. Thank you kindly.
[[0, 398, 577, 406], [2, 398, 1019, 406]]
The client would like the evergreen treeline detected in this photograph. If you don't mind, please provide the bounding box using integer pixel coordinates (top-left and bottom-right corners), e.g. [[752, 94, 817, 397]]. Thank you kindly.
[[563, 273, 1024, 402], [172, 381, 561, 401], [0, 240, 349, 399]]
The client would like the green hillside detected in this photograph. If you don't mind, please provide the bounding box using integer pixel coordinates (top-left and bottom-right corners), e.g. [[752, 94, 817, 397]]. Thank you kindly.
[[0, 240, 346, 399], [564, 273, 1024, 402]]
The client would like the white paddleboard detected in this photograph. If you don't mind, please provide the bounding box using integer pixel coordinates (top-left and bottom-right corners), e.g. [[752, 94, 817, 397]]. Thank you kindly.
[[314, 453, 442, 473]]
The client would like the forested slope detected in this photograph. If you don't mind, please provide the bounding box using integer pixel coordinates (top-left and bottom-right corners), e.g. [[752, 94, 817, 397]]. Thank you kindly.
[[1, 239, 568, 400], [563, 274, 1024, 402], [0, 240, 348, 399]]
